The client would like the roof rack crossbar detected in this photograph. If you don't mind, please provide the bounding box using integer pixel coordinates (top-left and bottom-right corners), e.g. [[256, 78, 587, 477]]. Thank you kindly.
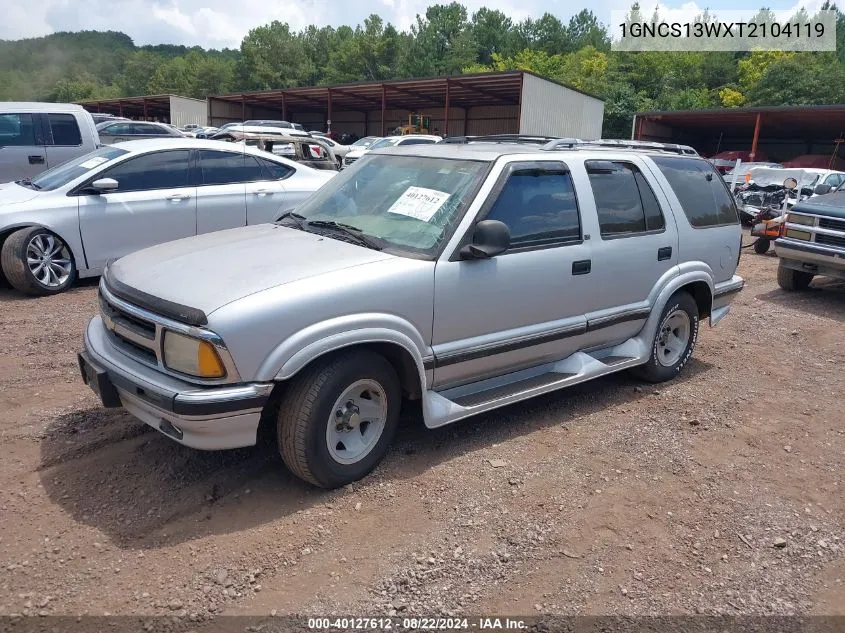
[[440, 135, 699, 155]]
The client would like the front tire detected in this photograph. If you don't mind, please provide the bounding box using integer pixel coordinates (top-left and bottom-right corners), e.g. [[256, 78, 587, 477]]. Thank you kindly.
[[0, 227, 77, 296], [276, 350, 401, 489], [632, 292, 699, 383], [777, 263, 813, 291]]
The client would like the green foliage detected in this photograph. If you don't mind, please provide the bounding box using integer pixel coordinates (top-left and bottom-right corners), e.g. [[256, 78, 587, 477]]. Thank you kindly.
[[2, 1, 845, 139]]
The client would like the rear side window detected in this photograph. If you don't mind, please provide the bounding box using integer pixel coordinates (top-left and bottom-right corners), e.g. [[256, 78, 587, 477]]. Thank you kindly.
[[400, 138, 436, 146], [586, 161, 665, 237], [651, 156, 739, 227], [0, 113, 37, 146], [47, 113, 82, 146], [484, 165, 581, 248], [255, 157, 293, 180], [199, 150, 264, 185]]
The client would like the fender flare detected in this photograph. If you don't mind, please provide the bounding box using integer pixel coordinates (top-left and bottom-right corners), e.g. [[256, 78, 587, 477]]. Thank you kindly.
[[255, 314, 431, 387], [0, 222, 85, 269], [643, 265, 714, 343]]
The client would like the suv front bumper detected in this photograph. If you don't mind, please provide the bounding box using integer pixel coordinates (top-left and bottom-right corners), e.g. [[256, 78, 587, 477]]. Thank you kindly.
[[80, 316, 273, 450], [775, 238, 845, 278]]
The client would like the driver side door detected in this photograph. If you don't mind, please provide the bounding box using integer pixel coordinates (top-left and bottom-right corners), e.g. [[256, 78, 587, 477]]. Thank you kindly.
[[77, 149, 197, 270]]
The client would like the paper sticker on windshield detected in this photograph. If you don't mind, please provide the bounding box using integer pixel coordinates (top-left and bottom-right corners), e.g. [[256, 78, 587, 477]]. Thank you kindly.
[[79, 157, 109, 169], [386, 186, 450, 222]]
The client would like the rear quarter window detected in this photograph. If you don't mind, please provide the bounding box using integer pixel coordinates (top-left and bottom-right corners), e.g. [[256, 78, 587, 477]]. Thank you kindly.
[[651, 156, 738, 227]]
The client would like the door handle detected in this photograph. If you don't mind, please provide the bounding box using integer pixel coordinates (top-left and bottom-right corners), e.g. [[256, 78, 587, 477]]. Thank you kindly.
[[28, 155, 45, 164], [253, 189, 271, 195], [572, 259, 591, 275], [657, 246, 673, 261], [165, 193, 190, 201]]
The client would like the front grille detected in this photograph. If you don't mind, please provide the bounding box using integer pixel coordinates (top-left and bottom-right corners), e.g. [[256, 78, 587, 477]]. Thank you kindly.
[[818, 217, 845, 232], [99, 292, 155, 339], [816, 233, 845, 248], [99, 290, 159, 365]]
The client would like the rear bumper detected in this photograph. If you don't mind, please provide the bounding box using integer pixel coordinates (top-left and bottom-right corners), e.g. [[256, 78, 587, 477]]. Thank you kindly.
[[81, 316, 273, 450]]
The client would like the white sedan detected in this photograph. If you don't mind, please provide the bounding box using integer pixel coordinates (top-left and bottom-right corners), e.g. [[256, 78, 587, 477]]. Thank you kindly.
[[0, 138, 335, 296]]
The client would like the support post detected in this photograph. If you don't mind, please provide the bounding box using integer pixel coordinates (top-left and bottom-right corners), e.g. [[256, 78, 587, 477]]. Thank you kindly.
[[281, 92, 287, 120], [750, 112, 762, 161], [444, 79, 450, 137], [118, 101, 123, 117], [381, 84, 386, 137], [241, 96, 246, 122], [327, 88, 333, 134], [142, 98, 148, 121]]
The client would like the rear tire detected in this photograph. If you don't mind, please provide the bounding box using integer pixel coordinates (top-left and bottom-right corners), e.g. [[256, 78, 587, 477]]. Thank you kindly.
[[753, 238, 771, 254], [276, 350, 401, 489], [632, 291, 699, 384], [0, 227, 77, 296], [777, 263, 813, 291]]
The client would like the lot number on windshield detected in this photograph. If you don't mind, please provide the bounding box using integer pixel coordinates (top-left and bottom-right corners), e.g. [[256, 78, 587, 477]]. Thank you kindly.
[[387, 186, 451, 222]]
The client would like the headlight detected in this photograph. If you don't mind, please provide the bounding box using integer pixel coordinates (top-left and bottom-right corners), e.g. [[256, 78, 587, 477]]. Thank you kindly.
[[162, 331, 226, 378], [786, 213, 815, 226]]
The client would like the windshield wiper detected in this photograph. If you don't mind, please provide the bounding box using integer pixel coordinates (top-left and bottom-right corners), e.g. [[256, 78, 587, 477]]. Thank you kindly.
[[275, 210, 306, 226], [304, 220, 384, 250], [15, 178, 40, 190]]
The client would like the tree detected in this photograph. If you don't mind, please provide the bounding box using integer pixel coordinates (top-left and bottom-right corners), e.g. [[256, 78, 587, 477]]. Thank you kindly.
[[747, 52, 845, 104], [238, 21, 313, 89], [471, 8, 516, 64], [566, 10, 611, 52], [399, 3, 477, 77], [118, 50, 163, 96]]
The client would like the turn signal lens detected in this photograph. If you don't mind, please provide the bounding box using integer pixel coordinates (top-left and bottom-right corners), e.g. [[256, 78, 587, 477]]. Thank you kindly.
[[785, 229, 811, 241], [163, 331, 226, 378]]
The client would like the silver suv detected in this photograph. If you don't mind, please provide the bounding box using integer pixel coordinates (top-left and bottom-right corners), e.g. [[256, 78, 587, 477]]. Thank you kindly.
[[78, 137, 744, 489]]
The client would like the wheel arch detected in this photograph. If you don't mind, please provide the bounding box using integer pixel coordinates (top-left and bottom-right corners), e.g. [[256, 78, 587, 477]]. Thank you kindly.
[[0, 223, 86, 270], [642, 267, 714, 346]]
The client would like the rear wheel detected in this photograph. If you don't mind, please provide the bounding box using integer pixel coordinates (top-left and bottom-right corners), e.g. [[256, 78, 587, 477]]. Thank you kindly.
[[632, 291, 699, 383], [777, 263, 813, 291], [276, 350, 401, 489], [0, 227, 76, 296]]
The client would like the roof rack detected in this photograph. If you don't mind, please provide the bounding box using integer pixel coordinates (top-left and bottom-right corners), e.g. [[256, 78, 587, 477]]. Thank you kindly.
[[441, 134, 698, 156]]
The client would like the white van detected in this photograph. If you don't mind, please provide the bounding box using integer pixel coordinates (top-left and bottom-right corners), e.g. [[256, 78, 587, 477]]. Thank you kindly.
[[0, 103, 100, 182]]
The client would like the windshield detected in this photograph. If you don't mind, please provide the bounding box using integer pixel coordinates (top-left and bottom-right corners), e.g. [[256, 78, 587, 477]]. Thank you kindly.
[[288, 154, 489, 257], [353, 136, 377, 147], [367, 138, 400, 150], [29, 146, 129, 191]]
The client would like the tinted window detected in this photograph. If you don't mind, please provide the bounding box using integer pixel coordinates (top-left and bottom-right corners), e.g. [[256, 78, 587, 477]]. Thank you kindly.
[[199, 150, 264, 185], [651, 156, 739, 227], [99, 150, 190, 192], [256, 157, 293, 180], [586, 161, 665, 237], [399, 138, 436, 146], [102, 122, 133, 135], [484, 166, 581, 247], [0, 113, 36, 146], [48, 113, 82, 146], [132, 123, 162, 135]]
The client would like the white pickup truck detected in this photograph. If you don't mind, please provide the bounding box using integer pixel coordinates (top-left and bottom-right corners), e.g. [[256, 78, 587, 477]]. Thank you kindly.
[[0, 103, 100, 182]]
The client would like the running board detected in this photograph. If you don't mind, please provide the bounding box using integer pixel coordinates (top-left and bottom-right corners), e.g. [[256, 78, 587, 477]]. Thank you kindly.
[[422, 336, 649, 429]]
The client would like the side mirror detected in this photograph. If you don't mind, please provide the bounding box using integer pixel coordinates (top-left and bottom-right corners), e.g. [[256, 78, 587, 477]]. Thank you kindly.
[[91, 178, 118, 192], [459, 219, 511, 259], [783, 177, 798, 190], [814, 183, 832, 195]]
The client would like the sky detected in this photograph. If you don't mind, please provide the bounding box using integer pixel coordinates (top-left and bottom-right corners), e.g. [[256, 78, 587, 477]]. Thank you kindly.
[[0, 0, 831, 49]]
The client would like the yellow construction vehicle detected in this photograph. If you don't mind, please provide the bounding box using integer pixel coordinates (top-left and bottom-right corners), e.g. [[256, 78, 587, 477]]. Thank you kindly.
[[397, 113, 432, 135]]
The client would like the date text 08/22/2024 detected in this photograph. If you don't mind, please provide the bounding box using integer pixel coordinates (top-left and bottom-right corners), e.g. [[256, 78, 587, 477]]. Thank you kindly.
[[308, 617, 528, 630]]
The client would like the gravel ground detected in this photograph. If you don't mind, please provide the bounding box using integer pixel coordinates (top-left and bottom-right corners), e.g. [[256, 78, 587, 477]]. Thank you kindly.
[[0, 232, 843, 627]]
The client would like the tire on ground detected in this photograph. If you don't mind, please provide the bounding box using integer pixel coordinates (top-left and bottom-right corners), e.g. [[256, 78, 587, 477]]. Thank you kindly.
[[753, 238, 770, 254], [276, 349, 401, 489], [632, 291, 699, 384], [777, 263, 813, 291], [0, 227, 77, 296]]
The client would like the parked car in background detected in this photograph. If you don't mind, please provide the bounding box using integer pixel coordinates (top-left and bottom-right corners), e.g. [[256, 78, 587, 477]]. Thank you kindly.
[[309, 135, 351, 165], [342, 134, 441, 168], [96, 120, 185, 144], [783, 154, 845, 171], [774, 189, 845, 290], [89, 113, 130, 126], [0, 138, 335, 296], [0, 102, 100, 182], [77, 138, 742, 489], [223, 131, 338, 171], [192, 126, 220, 139]]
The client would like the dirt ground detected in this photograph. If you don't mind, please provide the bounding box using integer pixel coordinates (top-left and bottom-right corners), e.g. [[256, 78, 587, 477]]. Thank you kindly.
[[0, 231, 843, 625]]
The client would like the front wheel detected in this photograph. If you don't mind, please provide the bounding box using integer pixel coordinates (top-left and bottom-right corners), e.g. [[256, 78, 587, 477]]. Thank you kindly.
[[632, 292, 699, 383], [777, 263, 813, 291], [753, 238, 771, 254], [276, 350, 401, 489], [0, 227, 77, 296]]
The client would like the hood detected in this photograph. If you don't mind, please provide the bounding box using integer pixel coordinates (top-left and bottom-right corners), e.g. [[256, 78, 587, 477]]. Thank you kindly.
[[0, 181, 41, 207], [790, 191, 845, 220], [108, 223, 394, 317], [345, 148, 370, 159]]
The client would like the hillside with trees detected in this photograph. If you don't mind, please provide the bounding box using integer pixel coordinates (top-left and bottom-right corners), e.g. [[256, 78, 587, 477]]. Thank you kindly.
[[2, 2, 845, 137]]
